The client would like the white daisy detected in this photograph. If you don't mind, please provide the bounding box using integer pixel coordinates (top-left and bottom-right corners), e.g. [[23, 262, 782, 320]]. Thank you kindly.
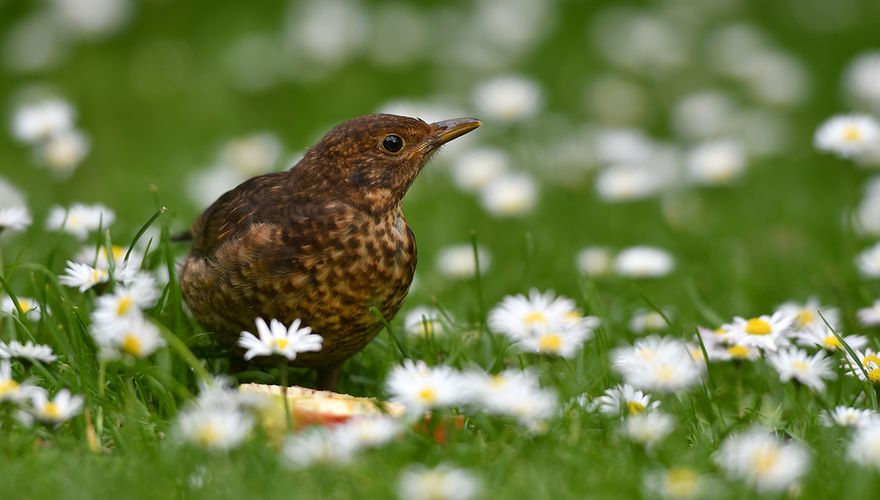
[[435, 244, 491, 279], [575, 246, 614, 276], [450, 147, 509, 192], [333, 415, 401, 451], [107, 315, 165, 359], [848, 421, 880, 470], [472, 75, 542, 124], [859, 300, 880, 326], [842, 349, 880, 384], [0, 206, 32, 232], [237, 317, 323, 361], [218, 131, 283, 176], [858, 242, 880, 278], [45, 203, 116, 240], [611, 335, 703, 393], [623, 411, 675, 448], [479, 173, 537, 217], [1, 296, 41, 320], [463, 369, 558, 429], [793, 326, 866, 353], [282, 427, 354, 468], [397, 464, 481, 500], [91, 278, 160, 336], [644, 466, 703, 499], [814, 114, 880, 159], [0, 340, 57, 363], [595, 164, 668, 202], [588, 384, 660, 417], [0, 360, 40, 403], [11, 98, 75, 143], [766, 347, 835, 391], [176, 406, 252, 452], [714, 428, 809, 492], [776, 298, 840, 335], [723, 312, 794, 352], [75, 244, 139, 271], [613, 246, 675, 278], [385, 359, 464, 414], [629, 310, 669, 334], [686, 139, 747, 185], [59, 260, 110, 292], [31, 388, 83, 424], [821, 406, 876, 428], [39, 128, 89, 175], [844, 51, 880, 112], [403, 306, 446, 337]]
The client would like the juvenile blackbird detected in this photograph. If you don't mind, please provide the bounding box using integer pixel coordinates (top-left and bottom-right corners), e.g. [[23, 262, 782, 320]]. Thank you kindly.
[[179, 114, 481, 389]]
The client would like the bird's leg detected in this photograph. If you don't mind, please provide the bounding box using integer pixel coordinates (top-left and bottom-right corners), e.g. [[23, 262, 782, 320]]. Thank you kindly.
[[315, 365, 340, 391]]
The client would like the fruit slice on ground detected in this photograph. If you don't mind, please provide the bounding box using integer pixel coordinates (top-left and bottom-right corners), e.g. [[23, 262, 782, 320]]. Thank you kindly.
[[239, 383, 405, 435]]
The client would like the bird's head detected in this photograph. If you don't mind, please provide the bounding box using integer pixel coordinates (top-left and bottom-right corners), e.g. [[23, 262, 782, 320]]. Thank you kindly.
[[292, 114, 481, 212]]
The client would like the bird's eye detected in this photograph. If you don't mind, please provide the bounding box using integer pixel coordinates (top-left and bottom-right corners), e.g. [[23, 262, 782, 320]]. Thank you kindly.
[[382, 134, 404, 153]]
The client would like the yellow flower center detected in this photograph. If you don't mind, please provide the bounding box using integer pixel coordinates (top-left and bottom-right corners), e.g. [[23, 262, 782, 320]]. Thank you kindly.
[[822, 336, 842, 350], [727, 345, 751, 359], [524, 311, 547, 326], [121, 334, 143, 357], [864, 354, 880, 367], [715, 327, 727, 335], [19, 299, 32, 310], [116, 296, 134, 316], [655, 364, 674, 381], [663, 467, 698, 498], [196, 423, 220, 446], [417, 387, 437, 404], [752, 447, 779, 473], [843, 126, 862, 142], [796, 309, 814, 327], [869, 368, 880, 384], [0, 379, 20, 397], [538, 334, 563, 353], [626, 401, 646, 415], [565, 311, 581, 322], [745, 318, 772, 335], [274, 338, 289, 350], [91, 269, 106, 283], [42, 402, 61, 420], [111, 245, 125, 261], [793, 360, 808, 371]]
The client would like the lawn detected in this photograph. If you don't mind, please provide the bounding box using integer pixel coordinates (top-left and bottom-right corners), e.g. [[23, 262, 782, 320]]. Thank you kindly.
[[2, 0, 880, 498]]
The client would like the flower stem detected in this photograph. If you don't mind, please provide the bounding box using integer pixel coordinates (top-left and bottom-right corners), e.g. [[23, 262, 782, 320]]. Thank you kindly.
[[279, 357, 292, 432]]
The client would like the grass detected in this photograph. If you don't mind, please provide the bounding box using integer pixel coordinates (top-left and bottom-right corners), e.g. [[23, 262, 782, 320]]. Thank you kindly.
[[2, 0, 880, 498]]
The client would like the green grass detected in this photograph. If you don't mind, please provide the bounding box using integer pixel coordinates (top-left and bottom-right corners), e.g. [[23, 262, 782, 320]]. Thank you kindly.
[[2, 0, 880, 498]]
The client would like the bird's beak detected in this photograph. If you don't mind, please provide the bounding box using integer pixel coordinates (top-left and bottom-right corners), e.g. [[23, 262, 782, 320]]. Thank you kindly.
[[429, 118, 482, 148]]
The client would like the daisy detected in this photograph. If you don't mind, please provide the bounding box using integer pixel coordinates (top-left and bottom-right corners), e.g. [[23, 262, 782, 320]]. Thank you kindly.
[[844, 52, 880, 112], [0, 340, 57, 363], [463, 369, 558, 429], [857, 242, 880, 278], [39, 129, 89, 174], [218, 132, 283, 176], [282, 427, 354, 468], [0, 206, 32, 233], [629, 310, 669, 334], [45, 203, 116, 240], [403, 306, 446, 337], [59, 261, 109, 292], [821, 406, 876, 428], [1, 295, 41, 320], [237, 317, 323, 361], [91, 275, 160, 328], [588, 384, 660, 416], [333, 415, 401, 451], [793, 326, 866, 353], [714, 428, 809, 492], [843, 349, 880, 383], [479, 173, 538, 217], [776, 298, 841, 335], [766, 347, 835, 391], [488, 289, 583, 340], [686, 139, 747, 185], [76, 244, 139, 271], [613, 246, 675, 278], [814, 114, 880, 159], [723, 312, 794, 352], [31, 388, 83, 424], [397, 464, 481, 500], [385, 359, 464, 414], [11, 98, 75, 143], [644, 467, 703, 499], [105, 315, 165, 359], [596, 164, 668, 202], [623, 412, 675, 448], [0, 360, 39, 403], [472, 75, 542, 124], [176, 406, 252, 452], [611, 336, 703, 393], [575, 246, 614, 276], [450, 147, 509, 192], [859, 300, 880, 326], [848, 422, 880, 470], [435, 244, 491, 279]]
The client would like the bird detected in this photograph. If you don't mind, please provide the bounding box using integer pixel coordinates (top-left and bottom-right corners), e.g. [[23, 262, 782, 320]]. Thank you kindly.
[[178, 113, 481, 390]]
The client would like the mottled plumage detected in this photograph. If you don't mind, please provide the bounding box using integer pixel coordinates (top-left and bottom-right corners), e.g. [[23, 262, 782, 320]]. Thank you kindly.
[[179, 114, 480, 388]]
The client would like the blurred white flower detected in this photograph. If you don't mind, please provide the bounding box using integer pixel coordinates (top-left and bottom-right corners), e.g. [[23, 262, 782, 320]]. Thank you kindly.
[[793, 327, 866, 353], [449, 148, 509, 192], [623, 411, 675, 448], [238, 317, 323, 361], [30, 388, 83, 424], [50, 0, 133, 40], [0, 340, 56, 363], [595, 164, 669, 202], [385, 359, 464, 414], [38, 128, 90, 175], [842, 348, 880, 384], [282, 427, 355, 468], [219, 132, 283, 177], [857, 242, 880, 278], [723, 312, 794, 352], [403, 306, 446, 337], [435, 244, 491, 279], [739, 50, 809, 108], [643, 467, 703, 499], [586, 74, 648, 126], [11, 98, 74, 143], [588, 384, 660, 416], [2, 14, 68, 73], [0, 206, 32, 233], [593, 128, 655, 166], [814, 114, 880, 160], [613, 246, 675, 278], [0, 177, 26, 208], [479, 173, 537, 217], [821, 406, 876, 428], [576, 246, 613, 276], [714, 428, 809, 493], [629, 310, 669, 334], [766, 347, 834, 391], [844, 51, 880, 113], [0, 360, 41, 403], [283, 0, 369, 70], [472, 75, 542, 124], [592, 9, 688, 75], [0, 296, 42, 321], [672, 91, 735, 141], [366, 4, 427, 67], [333, 415, 401, 451], [397, 464, 481, 500], [848, 422, 880, 470], [187, 164, 246, 208], [177, 406, 252, 452], [463, 369, 557, 429], [858, 300, 880, 326], [59, 261, 109, 292], [856, 190, 880, 236], [45, 203, 116, 240], [107, 315, 165, 359], [611, 335, 702, 393], [686, 140, 746, 185]]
